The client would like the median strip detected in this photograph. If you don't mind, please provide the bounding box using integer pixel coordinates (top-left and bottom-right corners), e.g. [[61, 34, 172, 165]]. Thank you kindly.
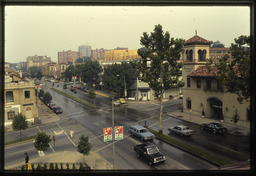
[[5, 135, 37, 146], [51, 88, 98, 109], [148, 128, 233, 166]]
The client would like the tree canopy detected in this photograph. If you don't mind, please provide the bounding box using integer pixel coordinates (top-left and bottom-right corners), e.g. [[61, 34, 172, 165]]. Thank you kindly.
[[81, 60, 102, 88], [28, 66, 43, 80], [42, 91, 52, 104], [34, 132, 51, 151], [136, 24, 184, 134], [12, 113, 28, 138], [77, 134, 92, 163], [210, 40, 225, 48], [102, 62, 137, 95], [207, 35, 250, 104]]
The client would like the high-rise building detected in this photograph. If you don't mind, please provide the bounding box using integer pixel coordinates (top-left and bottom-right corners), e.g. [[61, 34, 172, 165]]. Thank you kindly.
[[26, 55, 51, 68], [58, 50, 82, 64], [78, 45, 92, 58], [91, 48, 107, 61]]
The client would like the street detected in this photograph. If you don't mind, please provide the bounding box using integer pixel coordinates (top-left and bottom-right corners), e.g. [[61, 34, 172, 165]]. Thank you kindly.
[[4, 80, 250, 170]]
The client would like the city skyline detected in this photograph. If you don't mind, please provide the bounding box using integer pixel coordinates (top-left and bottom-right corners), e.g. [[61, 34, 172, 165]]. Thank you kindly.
[[5, 6, 250, 63]]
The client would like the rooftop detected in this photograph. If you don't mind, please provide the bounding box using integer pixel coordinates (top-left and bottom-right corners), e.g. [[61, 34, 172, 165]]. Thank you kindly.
[[185, 35, 210, 46]]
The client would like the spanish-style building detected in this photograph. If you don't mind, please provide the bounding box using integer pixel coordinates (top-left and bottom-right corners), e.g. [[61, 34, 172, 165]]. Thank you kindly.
[[182, 34, 250, 128]]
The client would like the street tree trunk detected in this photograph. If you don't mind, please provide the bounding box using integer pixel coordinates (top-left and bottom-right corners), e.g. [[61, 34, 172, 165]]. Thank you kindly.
[[159, 96, 163, 135]]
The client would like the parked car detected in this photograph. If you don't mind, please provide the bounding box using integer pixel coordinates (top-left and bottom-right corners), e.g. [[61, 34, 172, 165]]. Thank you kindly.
[[168, 125, 194, 136], [179, 95, 183, 99], [134, 144, 166, 165], [169, 95, 173, 99], [129, 125, 155, 141], [119, 98, 126, 104], [47, 102, 54, 107], [200, 123, 227, 134], [53, 106, 62, 114], [113, 100, 121, 107], [70, 86, 77, 92], [49, 103, 56, 109]]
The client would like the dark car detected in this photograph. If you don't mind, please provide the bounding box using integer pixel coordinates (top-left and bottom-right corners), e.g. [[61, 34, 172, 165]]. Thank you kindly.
[[70, 86, 77, 92], [49, 103, 56, 110], [53, 106, 62, 114], [200, 123, 227, 134]]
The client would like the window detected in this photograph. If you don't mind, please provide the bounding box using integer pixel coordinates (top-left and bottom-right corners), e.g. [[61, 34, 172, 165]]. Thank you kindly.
[[187, 99, 191, 109], [7, 111, 15, 120], [223, 50, 226, 53], [197, 80, 201, 88], [217, 50, 222, 53], [206, 80, 211, 90], [6, 91, 14, 103], [25, 91, 30, 99], [187, 78, 191, 88], [217, 80, 223, 90]]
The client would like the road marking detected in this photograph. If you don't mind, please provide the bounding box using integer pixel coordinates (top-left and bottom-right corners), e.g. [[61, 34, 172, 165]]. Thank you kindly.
[[215, 144, 240, 153], [56, 122, 77, 147], [36, 126, 56, 153], [36, 126, 42, 132], [53, 130, 64, 135]]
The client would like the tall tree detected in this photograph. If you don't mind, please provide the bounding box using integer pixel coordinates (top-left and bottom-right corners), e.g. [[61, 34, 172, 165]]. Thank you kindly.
[[207, 35, 250, 104], [210, 40, 225, 48], [81, 60, 102, 88], [34, 132, 51, 151], [88, 88, 96, 107], [64, 65, 75, 81], [77, 135, 92, 163], [42, 91, 52, 104], [28, 66, 43, 80], [136, 24, 184, 134], [12, 113, 28, 139]]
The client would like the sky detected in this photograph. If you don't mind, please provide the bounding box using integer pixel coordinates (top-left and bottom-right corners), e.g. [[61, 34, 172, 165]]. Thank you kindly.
[[4, 6, 250, 63]]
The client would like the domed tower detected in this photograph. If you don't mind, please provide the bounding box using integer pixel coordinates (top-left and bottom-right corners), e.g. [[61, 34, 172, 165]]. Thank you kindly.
[[182, 33, 211, 87]]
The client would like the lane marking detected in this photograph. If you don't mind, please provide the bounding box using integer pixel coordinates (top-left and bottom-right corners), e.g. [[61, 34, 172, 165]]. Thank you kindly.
[[36, 126, 56, 153], [56, 122, 77, 147], [215, 144, 240, 153]]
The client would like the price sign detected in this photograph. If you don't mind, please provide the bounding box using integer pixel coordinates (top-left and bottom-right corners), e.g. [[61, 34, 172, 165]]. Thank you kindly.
[[103, 127, 112, 142], [115, 126, 123, 140]]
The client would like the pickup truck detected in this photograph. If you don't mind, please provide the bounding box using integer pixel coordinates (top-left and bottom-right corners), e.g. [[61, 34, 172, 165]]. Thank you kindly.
[[134, 144, 166, 165]]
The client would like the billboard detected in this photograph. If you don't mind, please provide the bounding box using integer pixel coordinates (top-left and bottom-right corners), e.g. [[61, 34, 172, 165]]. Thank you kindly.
[[103, 127, 112, 142], [115, 126, 123, 140]]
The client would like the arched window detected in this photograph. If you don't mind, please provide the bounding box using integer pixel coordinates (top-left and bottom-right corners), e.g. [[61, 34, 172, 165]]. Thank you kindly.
[[198, 49, 206, 61], [189, 50, 193, 61]]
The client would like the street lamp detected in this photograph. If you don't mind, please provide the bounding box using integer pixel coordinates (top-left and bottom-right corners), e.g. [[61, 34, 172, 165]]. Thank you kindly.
[[112, 99, 115, 169]]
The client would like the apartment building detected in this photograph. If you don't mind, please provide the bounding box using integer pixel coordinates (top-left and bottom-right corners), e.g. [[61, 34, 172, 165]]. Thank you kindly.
[[209, 48, 232, 63], [78, 45, 92, 57], [91, 48, 107, 61], [58, 50, 82, 63], [181, 34, 250, 128], [26, 55, 52, 68], [105, 48, 141, 61]]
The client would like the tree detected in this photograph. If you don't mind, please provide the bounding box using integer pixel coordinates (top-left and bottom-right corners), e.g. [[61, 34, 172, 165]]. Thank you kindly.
[[63, 83, 67, 89], [88, 88, 96, 107], [76, 58, 84, 63], [64, 65, 75, 81], [136, 24, 184, 134], [39, 89, 44, 99], [207, 35, 250, 104], [34, 132, 51, 151], [12, 113, 28, 139], [81, 60, 102, 88], [210, 40, 225, 48], [233, 109, 240, 132], [42, 91, 52, 104], [102, 62, 137, 95], [28, 66, 43, 80], [77, 135, 92, 163]]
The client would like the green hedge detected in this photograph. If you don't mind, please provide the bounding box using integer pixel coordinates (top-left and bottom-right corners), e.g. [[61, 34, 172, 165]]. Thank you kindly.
[[148, 128, 233, 166], [51, 88, 98, 109]]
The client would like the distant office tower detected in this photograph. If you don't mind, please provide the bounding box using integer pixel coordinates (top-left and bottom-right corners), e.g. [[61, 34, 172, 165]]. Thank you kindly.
[[58, 50, 82, 64], [91, 48, 107, 61], [78, 45, 92, 58]]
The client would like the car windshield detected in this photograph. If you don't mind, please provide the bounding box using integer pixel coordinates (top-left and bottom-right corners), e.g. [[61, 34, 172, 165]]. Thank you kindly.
[[147, 147, 159, 155], [140, 129, 148, 133], [183, 127, 189, 130]]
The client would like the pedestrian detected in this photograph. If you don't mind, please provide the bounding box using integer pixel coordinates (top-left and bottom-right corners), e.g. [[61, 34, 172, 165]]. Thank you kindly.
[[25, 152, 29, 164], [52, 135, 55, 147], [70, 129, 74, 139]]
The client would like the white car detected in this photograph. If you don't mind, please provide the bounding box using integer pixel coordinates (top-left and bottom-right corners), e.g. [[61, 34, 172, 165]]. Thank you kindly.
[[168, 125, 193, 136]]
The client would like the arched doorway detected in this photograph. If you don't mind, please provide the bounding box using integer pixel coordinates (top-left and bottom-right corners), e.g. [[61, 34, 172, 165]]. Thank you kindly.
[[208, 98, 223, 120]]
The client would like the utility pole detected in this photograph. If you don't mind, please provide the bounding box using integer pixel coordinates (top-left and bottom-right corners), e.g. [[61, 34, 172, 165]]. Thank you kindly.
[[124, 76, 127, 101], [112, 100, 115, 169]]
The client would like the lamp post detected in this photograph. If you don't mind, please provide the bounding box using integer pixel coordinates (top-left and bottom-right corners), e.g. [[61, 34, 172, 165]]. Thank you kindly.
[[112, 100, 115, 169]]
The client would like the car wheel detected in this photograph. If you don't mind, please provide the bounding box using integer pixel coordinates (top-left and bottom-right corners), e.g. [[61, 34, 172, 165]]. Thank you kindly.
[[149, 161, 153, 166], [213, 130, 216, 134], [180, 133, 183, 137], [200, 126, 204, 130], [140, 137, 144, 141], [136, 153, 140, 158]]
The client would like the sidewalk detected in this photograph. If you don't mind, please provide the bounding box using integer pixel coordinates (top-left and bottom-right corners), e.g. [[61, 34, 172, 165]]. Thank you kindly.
[[166, 110, 250, 136]]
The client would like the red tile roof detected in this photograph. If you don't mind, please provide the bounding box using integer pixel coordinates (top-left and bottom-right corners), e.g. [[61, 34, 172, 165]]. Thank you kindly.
[[188, 65, 240, 78], [185, 35, 210, 46], [188, 66, 218, 77]]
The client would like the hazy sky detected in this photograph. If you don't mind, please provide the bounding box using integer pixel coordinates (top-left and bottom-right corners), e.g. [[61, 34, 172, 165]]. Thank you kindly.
[[5, 6, 250, 63]]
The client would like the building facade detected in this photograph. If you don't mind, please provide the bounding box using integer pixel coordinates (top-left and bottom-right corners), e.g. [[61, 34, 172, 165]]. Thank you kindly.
[[209, 48, 232, 63], [182, 35, 250, 128], [26, 55, 52, 68], [78, 45, 92, 58], [4, 78, 38, 126], [105, 48, 141, 61], [58, 50, 82, 64], [91, 48, 107, 61]]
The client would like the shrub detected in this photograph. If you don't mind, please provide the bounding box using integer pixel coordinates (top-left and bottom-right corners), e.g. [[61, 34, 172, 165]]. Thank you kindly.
[[49, 163, 54, 170], [74, 90, 77, 94], [60, 163, 63, 170], [55, 163, 59, 170], [79, 163, 85, 170], [36, 163, 41, 170], [21, 165, 25, 171], [43, 163, 47, 170], [63, 83, 67, 89], [66, 163, 69, 170], [72, 163, 76, 170]]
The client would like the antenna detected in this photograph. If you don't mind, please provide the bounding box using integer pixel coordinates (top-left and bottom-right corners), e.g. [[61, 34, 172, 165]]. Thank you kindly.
[[195, 30, 197, 36]]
